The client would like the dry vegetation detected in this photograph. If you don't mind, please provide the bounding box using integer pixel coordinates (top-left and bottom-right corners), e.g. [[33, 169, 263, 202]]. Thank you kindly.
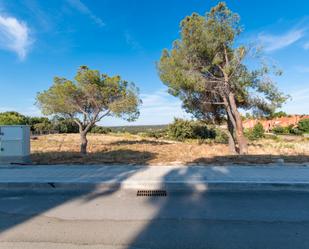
[[30, 133, 309, 165]]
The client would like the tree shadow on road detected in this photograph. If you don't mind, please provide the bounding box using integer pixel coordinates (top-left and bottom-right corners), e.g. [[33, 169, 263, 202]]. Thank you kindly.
[[1, 154, 309, 248], [0, 150, 156, 235], [127, 166, 309, 249]]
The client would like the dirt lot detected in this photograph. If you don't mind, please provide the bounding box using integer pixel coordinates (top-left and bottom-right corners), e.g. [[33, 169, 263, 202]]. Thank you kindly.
[[30, 133, 309, 165]]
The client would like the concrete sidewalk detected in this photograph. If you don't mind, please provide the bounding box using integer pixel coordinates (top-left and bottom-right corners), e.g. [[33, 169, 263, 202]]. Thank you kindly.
[[1, 164, 309, 191]]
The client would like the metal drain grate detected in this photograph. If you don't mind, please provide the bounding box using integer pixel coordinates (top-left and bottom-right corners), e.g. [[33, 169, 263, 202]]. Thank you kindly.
[[137, 190, 167, 197]]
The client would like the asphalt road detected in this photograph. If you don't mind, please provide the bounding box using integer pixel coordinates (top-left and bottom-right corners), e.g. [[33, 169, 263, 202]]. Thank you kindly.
[[1, 189, 309, 249]]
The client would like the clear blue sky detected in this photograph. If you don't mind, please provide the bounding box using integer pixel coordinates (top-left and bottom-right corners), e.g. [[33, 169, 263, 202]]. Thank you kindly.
[[0, 0, 308, 126]]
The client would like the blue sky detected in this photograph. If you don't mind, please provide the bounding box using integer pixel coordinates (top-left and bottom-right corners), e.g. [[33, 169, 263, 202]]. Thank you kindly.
[[0, 0, 308, 126]]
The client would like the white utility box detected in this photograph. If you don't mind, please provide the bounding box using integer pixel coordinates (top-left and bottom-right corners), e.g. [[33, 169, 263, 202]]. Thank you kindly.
[[0, 125, 30, 164]]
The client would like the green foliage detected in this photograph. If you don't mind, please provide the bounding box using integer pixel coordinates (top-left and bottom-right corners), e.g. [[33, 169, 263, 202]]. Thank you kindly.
[[193, 123, 217, 140], [271, 124, 304, 136], [90, 126, 112, 134], [0, 111, 81, 134], [253, 123, 265, 139], [36, 66, 141, 133], [244, 111, 288, 120], [27, 117, 50, 126], [298, 119, 309, 133], [167, 119, 195, 140], [167, 118, 216, 141], [290, 127, 303, 136], [272, 126, 284, 134], [272, 125, 291, 135], [27, 117, 51, 132], [213, 128, 229, 144], [157, 2, 288, 122], [143, 130, 167, 139], [269, 111, 287, 119], [245, 122, 265, 140], [0, 112, 27, 125], [109, 125, 168, 134], [52, 117, 79, 133], [32, 122, 54, 134]]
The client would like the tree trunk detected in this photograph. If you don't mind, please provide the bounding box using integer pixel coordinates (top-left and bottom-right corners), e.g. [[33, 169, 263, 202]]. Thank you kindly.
[[80, 131, 88, 154], [223, 93, 248, 155], [226, 116, 237, 154], [228, 93, 248, 155]]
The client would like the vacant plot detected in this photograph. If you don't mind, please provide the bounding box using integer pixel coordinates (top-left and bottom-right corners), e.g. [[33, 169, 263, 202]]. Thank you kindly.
[[30, 133, 309, 165]]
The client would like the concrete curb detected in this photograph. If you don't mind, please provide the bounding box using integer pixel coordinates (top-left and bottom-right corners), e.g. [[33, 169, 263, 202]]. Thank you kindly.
[[2, 181, 309, 193]]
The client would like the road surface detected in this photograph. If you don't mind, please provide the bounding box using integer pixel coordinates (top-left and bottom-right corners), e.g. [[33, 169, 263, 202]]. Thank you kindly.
[[1, 189, 309, 249]]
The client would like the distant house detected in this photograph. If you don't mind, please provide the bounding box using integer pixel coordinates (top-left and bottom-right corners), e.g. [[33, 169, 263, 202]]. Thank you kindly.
[[243, 115, 309, 132]]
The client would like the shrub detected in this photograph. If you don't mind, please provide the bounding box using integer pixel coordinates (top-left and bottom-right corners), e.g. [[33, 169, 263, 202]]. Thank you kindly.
[[253, 122, 265, 138], [26, 117, 51, 132], [90, 126, 111, 134], [33, 122, 54, 134], [167, 118, 216, 141], [143, 129, 167, 139], [0, 111, 27, 125], [167, 119, 194, 140], [273, 125, 299, 135], [109, 125, 167, 134], [245, 122, 265, 140], [52, 118, 79, 133], [269, 111, 287, 119], [272, 125, 288, 135], [290, 127, 303, 135], [271, 124, 303, 136], [213, 128, 229, 144], [192, 123, 216, 139], [27, 117, 50, 126], [298, 119, 309, 133]]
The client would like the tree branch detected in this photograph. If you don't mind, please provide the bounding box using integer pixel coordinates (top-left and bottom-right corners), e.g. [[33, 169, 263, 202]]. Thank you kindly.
[[202, 101, 226, 105], [97, 110, 111, 122], [71, 99, 90, 118], [223, 45, 229, 67]]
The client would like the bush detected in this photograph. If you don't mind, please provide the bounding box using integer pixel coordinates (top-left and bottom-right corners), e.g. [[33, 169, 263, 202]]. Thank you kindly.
[[271, 124, 304, 136], [33, 122, 54, 134], [109, 125, 167, 134], [51, 118, 79, 133], [90, 126, 111, 134], [272, 125, 295, 135], [143, 129, 167, 139], [298, 119, 309, 133], [0, 111, 27, 125], [245, 122, 265, 140], [27, 117, 50, 126], [167, 119, 194, 140], [193, 123, 216, 139], [272, 126, 286, 135], [269, 111, 287, 119], [167, 118, 216, 141], [213, 128, 229, 144], [290, 127, 303, 135]]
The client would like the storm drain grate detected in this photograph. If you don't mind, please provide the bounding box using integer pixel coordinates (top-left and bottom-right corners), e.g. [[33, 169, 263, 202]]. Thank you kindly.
[[137, 190, 167, 197]]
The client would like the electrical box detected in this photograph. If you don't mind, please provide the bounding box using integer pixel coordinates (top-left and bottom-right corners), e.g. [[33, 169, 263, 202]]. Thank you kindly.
[[0, 125, 30, 164]]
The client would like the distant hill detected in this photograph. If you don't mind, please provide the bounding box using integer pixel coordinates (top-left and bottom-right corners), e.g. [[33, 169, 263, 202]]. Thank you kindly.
[[106, 124, 168, 134]]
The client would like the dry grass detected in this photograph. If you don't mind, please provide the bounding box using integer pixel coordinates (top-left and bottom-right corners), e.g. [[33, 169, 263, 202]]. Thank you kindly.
[[30, 133, 309, 165]]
